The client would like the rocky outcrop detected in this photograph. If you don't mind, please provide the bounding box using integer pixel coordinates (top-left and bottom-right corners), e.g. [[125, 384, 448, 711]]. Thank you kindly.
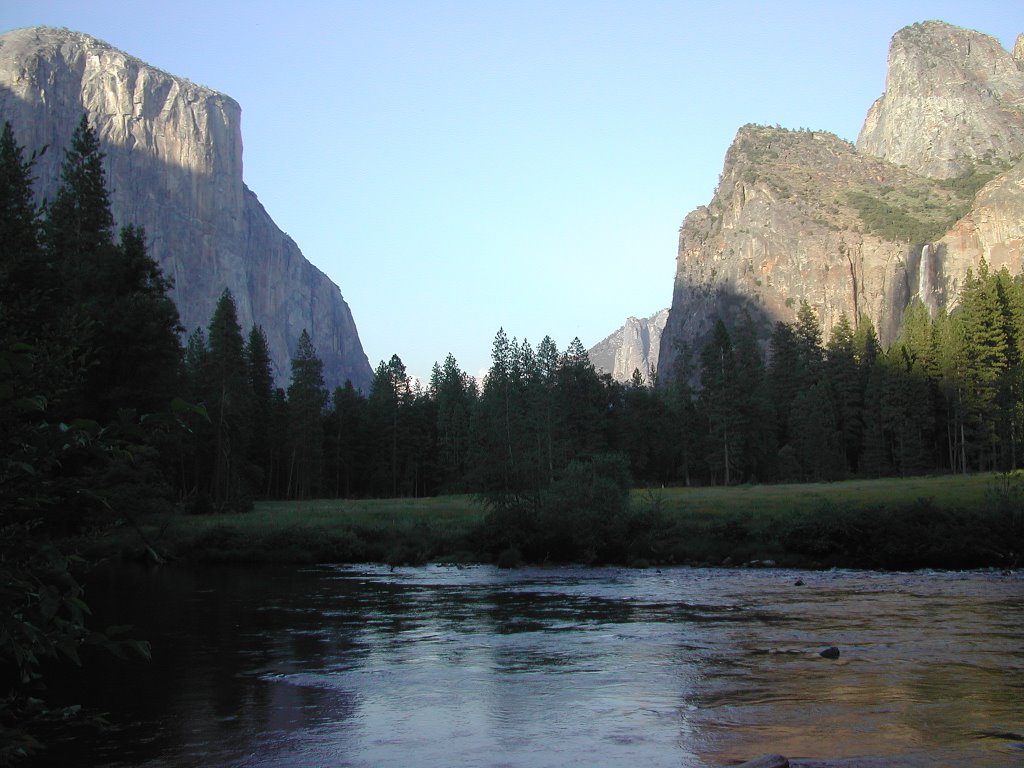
[[660, 21, 1024, 381], [939, 157, 1024, 303], [588, 309, 668, 384], [0, 26, 372, 390], [857, 21, 1024, 179]]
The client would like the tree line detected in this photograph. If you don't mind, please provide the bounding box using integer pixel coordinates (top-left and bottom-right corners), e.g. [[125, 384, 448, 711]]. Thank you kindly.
[[5, 114, 1024, 525], [186, 262, 1024, 509]]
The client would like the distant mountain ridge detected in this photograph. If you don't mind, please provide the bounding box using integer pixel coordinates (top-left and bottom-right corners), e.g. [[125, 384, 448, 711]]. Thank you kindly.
[[588, 309, 668, 385], [0, 26, 373, 390], [658, 20, 1024, 381]]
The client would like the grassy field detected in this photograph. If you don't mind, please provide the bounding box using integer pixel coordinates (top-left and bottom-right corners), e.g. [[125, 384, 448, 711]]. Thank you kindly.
[[640, 473, 998, 519], [99, 473, 1020, 569]]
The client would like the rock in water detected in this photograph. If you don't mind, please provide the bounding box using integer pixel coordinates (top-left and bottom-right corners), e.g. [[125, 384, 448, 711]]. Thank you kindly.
[[734, 754, 790, 768], [819, 646, 841, 660], [0, 26, 373, 390]]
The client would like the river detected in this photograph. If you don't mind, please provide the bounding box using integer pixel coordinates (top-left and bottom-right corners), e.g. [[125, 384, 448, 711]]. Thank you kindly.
[[36, 564, 1023, 767]]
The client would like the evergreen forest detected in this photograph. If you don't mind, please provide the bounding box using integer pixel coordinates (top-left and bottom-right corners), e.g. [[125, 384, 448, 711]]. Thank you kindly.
[[5, 117, 1024, 524]]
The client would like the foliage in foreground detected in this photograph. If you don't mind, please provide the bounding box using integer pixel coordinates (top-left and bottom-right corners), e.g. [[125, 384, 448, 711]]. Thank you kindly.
[[1, 117, 168, 761]]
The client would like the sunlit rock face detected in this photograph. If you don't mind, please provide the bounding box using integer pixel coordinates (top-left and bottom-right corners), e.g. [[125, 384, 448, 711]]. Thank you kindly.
[[659, 21, 1024, 381], [0, 26, 372, 389], [857, 22, 1024, 179], [588, 309, 669, 384]]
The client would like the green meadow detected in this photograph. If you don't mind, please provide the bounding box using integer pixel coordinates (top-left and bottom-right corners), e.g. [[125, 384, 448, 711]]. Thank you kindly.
[[101, 473, 1021, 570]]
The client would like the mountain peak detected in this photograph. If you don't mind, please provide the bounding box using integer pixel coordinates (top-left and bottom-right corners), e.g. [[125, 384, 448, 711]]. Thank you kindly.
[[856, 20, 1024, 179]]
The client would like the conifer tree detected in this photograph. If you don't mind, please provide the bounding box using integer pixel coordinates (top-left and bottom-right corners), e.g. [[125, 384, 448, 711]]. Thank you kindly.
[[826, 313, 863, 473], [431, 353, 476, 491], [369, 354, 412, 496], [732, 311, 774, 481], [554, 337, 607, 465], [0, 121, 47, 335], [245, 325, 275, 495], [204, 289, 253, 510], [43, 115, 115, 300], [324, 380, 369, 497], [286, 330, 327, 499], [957, 262, 1009, 469], [41, 116, 182, 422], [663, 340, 701, 485], [700, 320, 741, 484]]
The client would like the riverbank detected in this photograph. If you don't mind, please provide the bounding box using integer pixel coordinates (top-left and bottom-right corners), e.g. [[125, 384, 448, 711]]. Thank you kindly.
[[81, 473, 1022, 570]]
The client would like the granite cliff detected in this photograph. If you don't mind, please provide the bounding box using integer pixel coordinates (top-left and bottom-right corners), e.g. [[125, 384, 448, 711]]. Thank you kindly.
[[0, 26, 372, 390], [659, 21, 1024, 380], [588, 309, 668, 385]]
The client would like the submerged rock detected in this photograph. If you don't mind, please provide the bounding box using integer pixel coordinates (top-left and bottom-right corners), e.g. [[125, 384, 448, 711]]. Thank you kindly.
[[734, 755, 789, 768]]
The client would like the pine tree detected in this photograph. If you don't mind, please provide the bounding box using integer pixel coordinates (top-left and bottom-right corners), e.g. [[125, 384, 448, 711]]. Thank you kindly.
[[732, 311, 774, 481], [931, 309, 970, 473], [324, 380, 369, 497], [767, 321, 801, 453], [41, 116, 182, 422], [431, 353, 476, 491], [472, 328, 525, 504], [826, 313, 863, 473], [0, 121, 47, 335], [789, 379, 845, 480], [90, 224, 183, 418], [957, 263, 1009, 469], [554, 337, 608, 464], [699, 320, 741, 484], [368, 354, 412, 497], [203, 290, 253, 510], [43, 115, 115, 300], [245, 325, 275, 495], [286, 330, 327, 499]]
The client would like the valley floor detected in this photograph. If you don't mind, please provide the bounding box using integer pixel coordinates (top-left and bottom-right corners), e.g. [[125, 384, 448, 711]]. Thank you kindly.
[[84, 473, 1022, 571]]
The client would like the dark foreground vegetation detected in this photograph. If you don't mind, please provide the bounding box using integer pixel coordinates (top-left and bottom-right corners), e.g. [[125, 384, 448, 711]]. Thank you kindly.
[[3, 115, 1024, 761]]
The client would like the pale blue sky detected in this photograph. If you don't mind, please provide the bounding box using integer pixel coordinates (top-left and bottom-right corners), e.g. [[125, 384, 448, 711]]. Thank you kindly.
[[4, 2, 1023, 380]]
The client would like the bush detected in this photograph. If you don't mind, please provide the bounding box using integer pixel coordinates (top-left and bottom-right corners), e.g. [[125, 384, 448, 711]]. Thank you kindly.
[[476, 453, 640, 563]]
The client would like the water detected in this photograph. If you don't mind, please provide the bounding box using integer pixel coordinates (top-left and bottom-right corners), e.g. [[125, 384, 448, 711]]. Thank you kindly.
[[38, 565, 1023, 767]]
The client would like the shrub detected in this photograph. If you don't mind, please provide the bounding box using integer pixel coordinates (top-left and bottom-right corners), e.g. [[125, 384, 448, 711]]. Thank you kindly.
[[476, 453, 638, 563]]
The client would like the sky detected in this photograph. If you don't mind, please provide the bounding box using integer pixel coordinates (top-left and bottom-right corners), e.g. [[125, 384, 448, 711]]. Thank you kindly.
[[3, 2, 1023, 381]]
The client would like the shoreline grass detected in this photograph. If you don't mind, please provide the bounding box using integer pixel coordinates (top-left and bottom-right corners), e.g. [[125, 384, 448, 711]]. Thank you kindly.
[[87, 473, 1022, 570]]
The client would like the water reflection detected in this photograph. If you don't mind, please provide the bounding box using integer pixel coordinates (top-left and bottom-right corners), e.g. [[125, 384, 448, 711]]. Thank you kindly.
[[34, 565, 1024, 767]]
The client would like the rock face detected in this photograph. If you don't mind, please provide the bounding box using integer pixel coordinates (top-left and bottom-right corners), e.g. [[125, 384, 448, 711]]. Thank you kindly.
[[588, 309, 669, 384], [857, 22, 1024, 179], [660, 21, 1024, 381], [0, 26, 372, 390]]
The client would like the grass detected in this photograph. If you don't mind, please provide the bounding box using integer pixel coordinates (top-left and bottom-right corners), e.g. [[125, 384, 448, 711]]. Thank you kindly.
[[638, 474, 994, 519], [92, 474, 1020, 570]]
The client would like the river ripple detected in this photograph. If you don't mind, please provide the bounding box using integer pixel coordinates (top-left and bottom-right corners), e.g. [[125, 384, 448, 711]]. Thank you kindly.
[[37, 565, 1023, 767]]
